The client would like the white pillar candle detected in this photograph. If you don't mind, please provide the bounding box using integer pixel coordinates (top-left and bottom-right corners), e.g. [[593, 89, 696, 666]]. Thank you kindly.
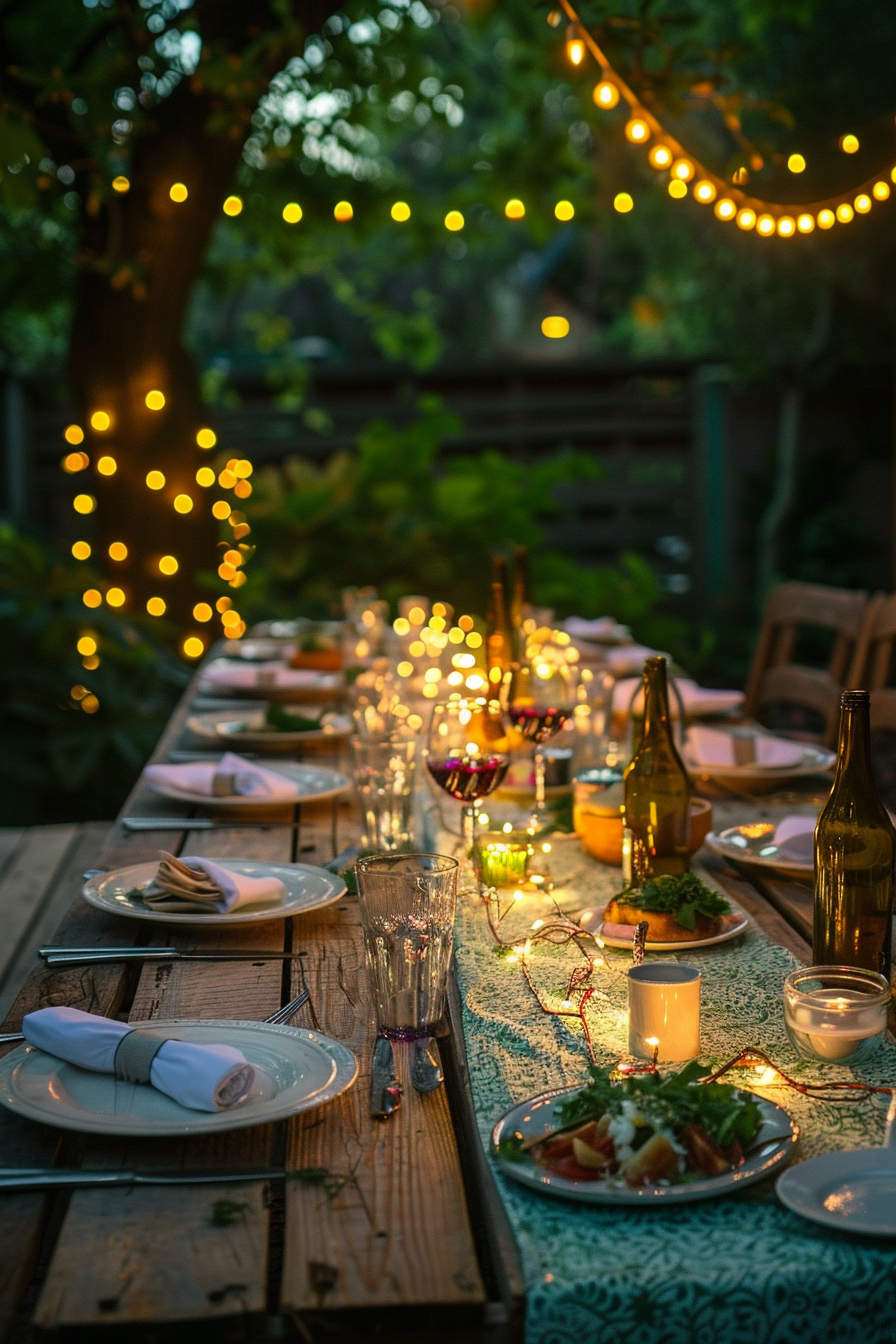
[[627, 964, 701, 1062]]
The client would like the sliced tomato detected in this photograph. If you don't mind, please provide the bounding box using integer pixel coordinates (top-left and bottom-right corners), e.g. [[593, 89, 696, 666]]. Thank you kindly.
[[540, 1119, 600, 1163], [544, 1154, 606, 1182]]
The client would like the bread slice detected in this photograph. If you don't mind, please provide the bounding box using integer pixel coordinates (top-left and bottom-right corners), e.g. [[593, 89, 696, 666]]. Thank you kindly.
[[602, 897, 721, 943]]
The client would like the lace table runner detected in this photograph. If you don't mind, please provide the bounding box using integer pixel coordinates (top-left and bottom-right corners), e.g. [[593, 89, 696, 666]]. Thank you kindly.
[[441, 825, 896, 1344]]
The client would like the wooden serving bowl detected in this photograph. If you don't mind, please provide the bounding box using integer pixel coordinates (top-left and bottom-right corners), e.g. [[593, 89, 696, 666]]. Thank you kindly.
[[575, 797, 713, 866]]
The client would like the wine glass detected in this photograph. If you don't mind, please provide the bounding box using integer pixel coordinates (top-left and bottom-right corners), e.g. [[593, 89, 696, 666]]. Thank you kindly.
[[502, 631, 576, 824], [425, 696, 510, 858]]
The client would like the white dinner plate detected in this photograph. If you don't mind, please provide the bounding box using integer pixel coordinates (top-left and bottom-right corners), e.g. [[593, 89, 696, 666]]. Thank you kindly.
[[146, 761, 351, 808], [82, 859, 346, 926], [493, 1085, 798, 1205], [187, 709, 351, 752], [777, 1149, 896, 1236], [685, 743, 835, 787], [580, 906, 749, 951], [0, 1019, 357, 1137], [704, 824, 814, 880]]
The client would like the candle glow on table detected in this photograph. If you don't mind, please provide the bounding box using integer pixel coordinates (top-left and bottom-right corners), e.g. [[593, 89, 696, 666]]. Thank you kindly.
[[627, 963, 701, 1061], [783, 966, 890, 1063], [477, 832, 532, 887]]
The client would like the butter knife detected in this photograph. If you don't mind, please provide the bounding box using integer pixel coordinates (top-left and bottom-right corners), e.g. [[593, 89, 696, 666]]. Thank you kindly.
[[370, 1035, 402, 1119], [411, 1037, 443, 1093], [0, 1168, 284, 1191]]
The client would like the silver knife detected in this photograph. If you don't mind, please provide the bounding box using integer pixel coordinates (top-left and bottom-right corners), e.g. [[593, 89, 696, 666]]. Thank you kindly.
[[122, 818, 298, 831], [0, 1168, 285, 1191], [411, 1037, 443, 1093], [370, 1035, 402, 1119], [39, 948, 302, 966]]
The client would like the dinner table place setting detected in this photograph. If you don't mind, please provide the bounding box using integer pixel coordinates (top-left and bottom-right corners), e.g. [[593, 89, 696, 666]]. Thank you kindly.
[[143, 750, 351, 808], [199, 658, 343, 699]]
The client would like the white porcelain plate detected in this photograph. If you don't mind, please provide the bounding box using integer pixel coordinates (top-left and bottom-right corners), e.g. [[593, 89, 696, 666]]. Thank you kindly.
[[580, 906, 749, 951], [685, 744, 835, 787], [493, 1085, 798, 1205], [705, 824, 814, 880], [146, 761, 351, 808], [0, 1019, 357, 1137], [777, 1149, 896, 1236], [83, 859, 346, 926], [187, 709, 351, 751]]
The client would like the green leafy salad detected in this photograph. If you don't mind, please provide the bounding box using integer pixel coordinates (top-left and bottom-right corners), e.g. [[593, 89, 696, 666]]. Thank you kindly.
[[264, 703, 323, 734], [499, 1062, 763, 1187], [615, 872, 730, 931]]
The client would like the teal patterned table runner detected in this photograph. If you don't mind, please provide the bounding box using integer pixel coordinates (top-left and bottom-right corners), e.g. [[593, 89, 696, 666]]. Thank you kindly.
[[444, 828, 896, 1344]]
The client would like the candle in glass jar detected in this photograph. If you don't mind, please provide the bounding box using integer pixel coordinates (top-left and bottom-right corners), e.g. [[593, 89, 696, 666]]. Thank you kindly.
[[477, 834, 531, 887], [783, 967, 890, 1064]]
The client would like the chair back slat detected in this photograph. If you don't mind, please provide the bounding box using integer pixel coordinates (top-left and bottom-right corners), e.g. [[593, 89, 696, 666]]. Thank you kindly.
[[870, 687, 896, 733], [744, 581, 869, 748], [847, 593, 896, 693]]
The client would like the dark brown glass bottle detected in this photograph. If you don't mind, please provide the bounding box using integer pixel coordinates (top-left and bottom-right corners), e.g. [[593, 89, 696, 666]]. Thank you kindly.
[[813, 690, 895, 977], [486, 554, 514, 680], [622, 656, 691, 880]]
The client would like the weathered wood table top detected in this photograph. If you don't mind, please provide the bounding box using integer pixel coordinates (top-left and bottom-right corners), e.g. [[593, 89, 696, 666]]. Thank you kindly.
[[0, 672, 827, 1344]]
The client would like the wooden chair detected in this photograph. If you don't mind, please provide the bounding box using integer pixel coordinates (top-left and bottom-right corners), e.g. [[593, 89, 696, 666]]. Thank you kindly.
[[743, 581, 869, 747], [846, 592, 896, 731]]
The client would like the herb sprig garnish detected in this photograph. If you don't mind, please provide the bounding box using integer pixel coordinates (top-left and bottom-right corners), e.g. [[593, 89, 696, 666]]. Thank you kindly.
[[615, 872, 730, 931], [264, 702, 323, 733]]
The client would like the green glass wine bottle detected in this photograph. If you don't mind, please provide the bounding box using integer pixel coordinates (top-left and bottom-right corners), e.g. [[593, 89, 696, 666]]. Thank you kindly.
[[622, 656, 691, 881], [486, 554, 515, 681], [813, 689, 895, 977]]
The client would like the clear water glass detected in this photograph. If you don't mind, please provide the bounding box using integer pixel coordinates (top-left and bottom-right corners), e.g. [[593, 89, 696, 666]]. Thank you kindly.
[[350, 735, 417, 851], [355, 853, 459, 1039]]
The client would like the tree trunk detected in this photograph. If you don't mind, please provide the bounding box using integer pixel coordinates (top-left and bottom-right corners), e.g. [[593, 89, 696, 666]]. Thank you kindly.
[[67, 85, 246, 636]]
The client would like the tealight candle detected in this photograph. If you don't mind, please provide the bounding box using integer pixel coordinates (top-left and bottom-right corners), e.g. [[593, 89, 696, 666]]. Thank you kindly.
[[628, 963, 701, 1062], [783, 966, 890, 1063], [476, 832, 531, 887]]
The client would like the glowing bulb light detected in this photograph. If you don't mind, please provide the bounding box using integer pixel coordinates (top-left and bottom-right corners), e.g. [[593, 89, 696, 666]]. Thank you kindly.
[[146, 470, 165, 490], [836, 203, 854, 223], [671, 158, 695, 182], [196, 428, 217, 449], [614, 192, 633, 213], [855, 194, 872, 214], [108, 542, 128, 561], [839, 134, 859, 154], [169, 182, 188, 202], [444, 210, 464, 231], [817, 208, 835, 229], [542, 315, 569, 338], [592, 81, 619, 108], [797, 213, 815, 233], [282, 202, 303, 223], [505, 198, 525, 219], [96, 455, 117, 475], [756, 214, 776, 236], [64, 424, 84, 445], [694, 180, 716, 204], [873, 182, 891, 201], [625, 118, 649, 144], [566, 37, 585, 65], [787, 154, 806, 173], [777, 216, 796, 237], [223, 195, 243, 216], [334, 201, 353, 221], [648, 145, 672, 169], [391, 201, 410, 221], [145, 389, 165, 410], [737, 208, 757, 231], [555, 200, 574, 220], [73, 493, 96, 514], [174, 494, 193, 513], [147, 597, 166, 616], [714, 198, 736, 220], [90, 411, 111, 431]]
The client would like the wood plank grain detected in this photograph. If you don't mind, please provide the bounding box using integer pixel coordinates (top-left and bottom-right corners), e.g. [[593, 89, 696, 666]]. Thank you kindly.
[[697, 855, 811, 962], [0, 825, 78, 982], [280, 894, 485, 1312], [34, 823, 293, 1329]]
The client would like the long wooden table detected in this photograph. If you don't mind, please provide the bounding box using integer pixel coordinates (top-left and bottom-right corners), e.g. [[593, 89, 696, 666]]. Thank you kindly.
[[0, 674, 824, 1344]]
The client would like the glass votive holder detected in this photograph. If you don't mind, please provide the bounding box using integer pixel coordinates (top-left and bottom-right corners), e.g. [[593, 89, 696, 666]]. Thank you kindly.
[[476, 832, 532, 887], [783, 965, 891, 1064]]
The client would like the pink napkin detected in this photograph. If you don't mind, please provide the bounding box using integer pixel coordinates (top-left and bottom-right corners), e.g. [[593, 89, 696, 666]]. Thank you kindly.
[[563, 616, 628, 643], [605, 645, 663, 675], [613, 677, 744, 718], [201, 661, 340, 692], [686, 726, 805, 769], [773, 815, 816, 863], [144, 752, 298, 800]]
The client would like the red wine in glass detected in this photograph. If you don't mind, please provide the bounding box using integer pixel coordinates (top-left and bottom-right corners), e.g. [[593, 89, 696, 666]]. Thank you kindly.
[[508, 703, 568, 743], [427, 755, 509, 802]]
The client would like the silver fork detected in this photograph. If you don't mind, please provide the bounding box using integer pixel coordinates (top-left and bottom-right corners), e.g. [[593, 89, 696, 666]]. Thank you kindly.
[[0, 988, 311, 1045]]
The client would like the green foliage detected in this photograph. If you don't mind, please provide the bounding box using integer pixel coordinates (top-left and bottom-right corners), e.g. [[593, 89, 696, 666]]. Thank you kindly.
[[617, 872, 731, 930], [0, 525, 188, 824], [238, 395, 670, 619]]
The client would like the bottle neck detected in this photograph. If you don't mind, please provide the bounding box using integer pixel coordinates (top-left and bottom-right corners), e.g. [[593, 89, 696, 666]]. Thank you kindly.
[[642, 662, 673, 742], [833, 702, 875, 793]]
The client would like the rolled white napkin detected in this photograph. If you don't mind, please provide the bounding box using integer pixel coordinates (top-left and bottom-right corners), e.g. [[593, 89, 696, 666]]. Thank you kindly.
[[23, 1007, 256, 1112], [201, 661, 339, 692], [605, 644, 662, 675], [613, 677, 744, 718], [773, 815, 816, 863], [145, 751, 297, 800], [686, 725, 806, 769], [563, 616, 629, 643], [141, 851, 287, 913]]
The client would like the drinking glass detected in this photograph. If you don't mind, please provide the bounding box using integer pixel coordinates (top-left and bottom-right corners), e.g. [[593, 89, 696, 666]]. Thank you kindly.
[[350, 735, 417, 851], [355, 853, 459, 1039], [425, 696, 510, 855], [502, 633, 575, 823]]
